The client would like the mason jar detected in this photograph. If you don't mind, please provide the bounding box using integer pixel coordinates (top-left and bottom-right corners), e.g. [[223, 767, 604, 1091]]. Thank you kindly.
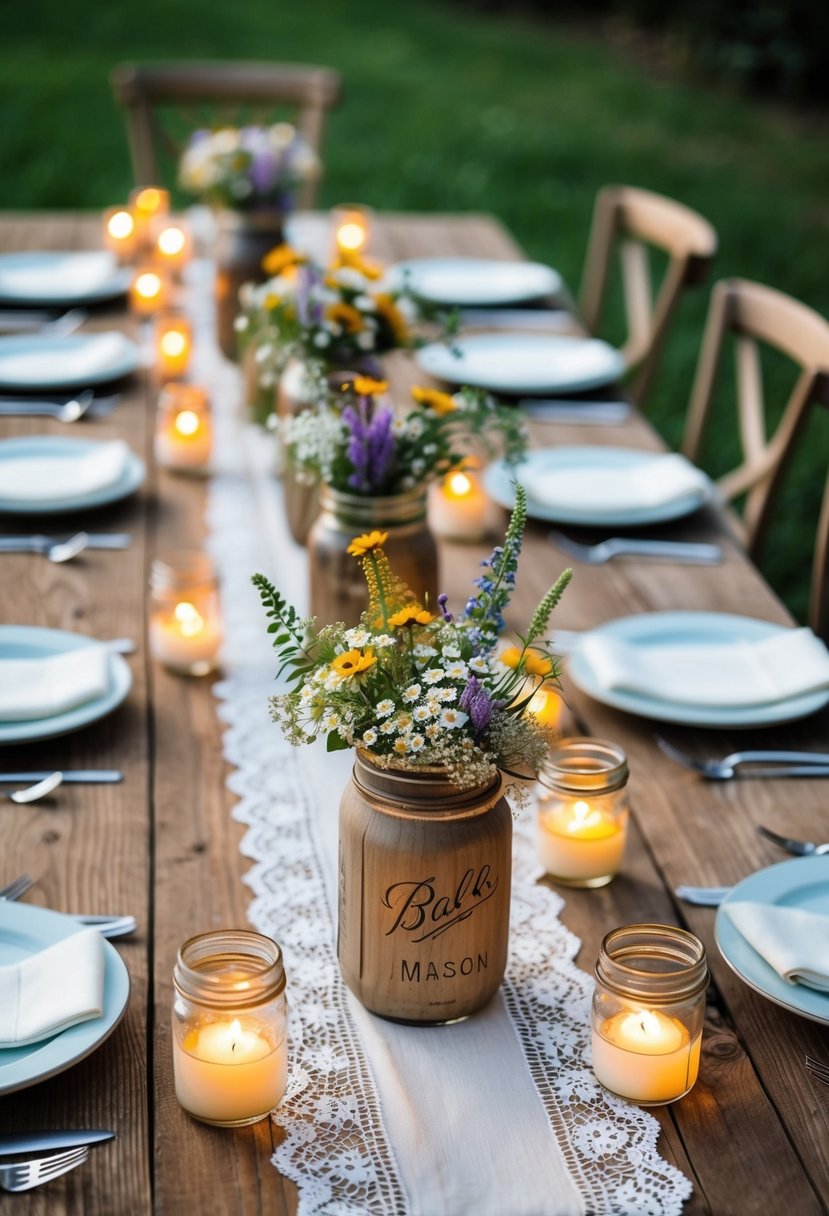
[[536, 737, 629, 887], [339, 750, 512, 1024], [308, 484, 438, 627], [172, 929, 288, 1126], [591, 923, 708, 1106], [149, 552, 222, 676]]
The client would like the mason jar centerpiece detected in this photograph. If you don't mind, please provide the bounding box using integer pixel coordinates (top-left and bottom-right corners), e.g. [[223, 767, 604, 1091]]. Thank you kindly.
[[178, 123, 320, 360], [253, 485, 573, 1022]]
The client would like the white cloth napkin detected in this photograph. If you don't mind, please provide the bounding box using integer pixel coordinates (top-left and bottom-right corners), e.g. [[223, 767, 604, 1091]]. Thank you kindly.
[[0, 646, 111, 721], [722, 901, 829, 992], [0, 331, 131, 386], [577, 626, 829, 708], [0, 926, 105, 1046], [0, 439, 130, 503], [522, 452, 708, 512], [0, 252, 117, 300]]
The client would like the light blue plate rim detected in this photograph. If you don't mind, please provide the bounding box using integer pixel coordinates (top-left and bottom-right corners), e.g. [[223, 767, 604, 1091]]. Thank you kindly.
[[0, 625, 132, 744], [0, 251, 131, 307], [415, 332, 626, 395], [714, 856, 829, 1026], [0, 435, 145, 516], [387, 256, 563, 306], [483, 446, 712, 526], [0, 901, 130, 1094], [567, 610, 829, 728], [0, 331, 140, 390]]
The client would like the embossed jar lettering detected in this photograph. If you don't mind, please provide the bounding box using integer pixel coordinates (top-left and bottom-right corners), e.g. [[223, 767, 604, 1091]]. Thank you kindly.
[[338, 751, 512, 1023]]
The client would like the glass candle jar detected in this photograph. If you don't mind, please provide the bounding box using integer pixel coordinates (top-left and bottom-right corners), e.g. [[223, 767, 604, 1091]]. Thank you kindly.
[[591, 924, 708, 1106], [149, 552, 221, 676], [536, 737, 629, 887], [102, 206, 137, 262], [130, 266, 169, 317], [330, 203, 375, 261], [153, 314, 193, 381], [172, 929, 288, 1127], [154, 384, 212, 472]]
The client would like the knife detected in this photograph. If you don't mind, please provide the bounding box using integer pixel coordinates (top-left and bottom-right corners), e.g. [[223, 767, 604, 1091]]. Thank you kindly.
[[520, 399, 631, 423], [0, 1129, 116, 1155], [0, 771, 123, 784]]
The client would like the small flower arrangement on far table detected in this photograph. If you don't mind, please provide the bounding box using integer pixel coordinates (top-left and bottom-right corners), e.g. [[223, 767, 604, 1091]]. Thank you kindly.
[[253, 485, 573, 792], [178, 124, 320, 212]]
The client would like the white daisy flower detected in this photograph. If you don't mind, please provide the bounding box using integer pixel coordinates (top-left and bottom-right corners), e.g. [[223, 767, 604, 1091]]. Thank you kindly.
[[425, 698, 441, 717], [442, 644, 461, 659], [375, 698, 395, 718], [412, 705, 431, 722], [425, 723, 441, 739], [345, 627, 370, 647], [409, 734, 425, 752], [374, 634, 395, 648], [422, 668, 445, 685], [402, 683, 421, 703], [440, 709, 469, 730], [396, 713, 413, 732], [445, 662, 469, 680], [324, 712, 340, 730], [362, 728, 378, 746], [380, 719, 397, 735], [468, 656, 490, 674], [437, 686, 457, 702], [393, 737, 410, 754], [413, 644, 438, 659]]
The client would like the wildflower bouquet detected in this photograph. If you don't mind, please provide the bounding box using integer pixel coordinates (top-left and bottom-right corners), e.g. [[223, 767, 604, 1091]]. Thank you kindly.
[[178, 124, 319, 211], [253, 485, 572, 791], [285, 376, 526, 495]]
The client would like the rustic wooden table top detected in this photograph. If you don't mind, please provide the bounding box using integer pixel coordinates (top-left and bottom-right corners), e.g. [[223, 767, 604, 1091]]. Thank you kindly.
[[0, 211, 827, 1216]]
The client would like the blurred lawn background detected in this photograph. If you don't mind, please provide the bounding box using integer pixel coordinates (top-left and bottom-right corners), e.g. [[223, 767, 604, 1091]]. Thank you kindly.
[[1, 0, 827, 620]]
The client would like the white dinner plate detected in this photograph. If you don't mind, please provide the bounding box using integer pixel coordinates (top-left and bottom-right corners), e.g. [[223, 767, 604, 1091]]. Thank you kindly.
[[0, 251, 130, 307], [567, 611, 829, 728], [715, 857, 829, 1026], [0, 436, 145, 515], [387, 257, 564, 307], [0, 902, 130, 1094], [416, 333, 626, 395], [483, 447, 712, 526], [0, 626, 132, 745], [0, 331, 139, 391]]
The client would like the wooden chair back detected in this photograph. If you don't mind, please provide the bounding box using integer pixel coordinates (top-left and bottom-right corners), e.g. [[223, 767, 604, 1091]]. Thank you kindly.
[[681, 277, 829, 637], [579, 185, 718, 407], [110, 60, 343, 209]]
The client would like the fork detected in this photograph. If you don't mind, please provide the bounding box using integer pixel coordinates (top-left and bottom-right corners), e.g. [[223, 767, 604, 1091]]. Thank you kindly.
[[756, 825, 829, 856], [0, 873, 137, 938], [0, 1146, 89, 1192], [656, 734, 829, 779], [805, 1055, 829, 1087], [4, 773, 63, 803], [674, 884, 733, 906], [547, 530, 723, 565]]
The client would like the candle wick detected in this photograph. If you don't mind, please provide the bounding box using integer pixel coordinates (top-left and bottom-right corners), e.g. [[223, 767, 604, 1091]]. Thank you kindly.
[[231, 1041, 236, 1053]]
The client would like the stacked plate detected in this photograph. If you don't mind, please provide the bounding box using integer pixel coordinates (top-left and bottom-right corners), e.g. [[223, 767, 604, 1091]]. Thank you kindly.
[[386, 257, 564, 308], [0, 251, 130, 308], [0, 436, 144, 515]]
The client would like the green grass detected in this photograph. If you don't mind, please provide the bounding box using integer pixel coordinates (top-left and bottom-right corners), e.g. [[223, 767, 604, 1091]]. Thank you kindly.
[[2, 0, 827, 619]]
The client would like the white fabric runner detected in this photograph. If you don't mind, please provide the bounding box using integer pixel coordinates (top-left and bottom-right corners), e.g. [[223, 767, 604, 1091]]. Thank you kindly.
[[188, 258, 693, 1216]]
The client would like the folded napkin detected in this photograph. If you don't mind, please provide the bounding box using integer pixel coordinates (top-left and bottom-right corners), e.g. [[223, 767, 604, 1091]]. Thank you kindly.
[[0, 439, 130, 502], [522, 452, 708, 513], [722, 901, 829, 992], [0, 645, 110, 721], [0, 331, 131, 387], [577, 626, 829, 708], [0, 926, 105, 1046], [0, 252, 118, 300]]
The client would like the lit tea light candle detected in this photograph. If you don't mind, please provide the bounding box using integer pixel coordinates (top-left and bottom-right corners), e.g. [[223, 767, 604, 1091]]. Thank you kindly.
[[428, 468, 490, 542], [130, 267, 168, 317], [537, 737, 629, 887], [154, 221, 193, 271], [102, 206, 137, 261], [172, 930, 288, 1126], [153, 315, 193, 380], [155, 385, 212, 472], [331, 203, 374, 260], [592, 1007, 702, 1105], [149, 552, 221, 675], [526, 683, 565, 732]]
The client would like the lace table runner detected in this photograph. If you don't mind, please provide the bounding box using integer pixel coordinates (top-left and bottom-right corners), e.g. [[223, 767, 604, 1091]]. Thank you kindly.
[[189, 263, 693, 1215]]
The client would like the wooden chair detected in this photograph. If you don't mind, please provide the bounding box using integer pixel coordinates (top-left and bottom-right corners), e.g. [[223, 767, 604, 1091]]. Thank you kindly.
[[110, 60, 343, 208], [681, 278, 829, 637], [578, 185, 718, 407]]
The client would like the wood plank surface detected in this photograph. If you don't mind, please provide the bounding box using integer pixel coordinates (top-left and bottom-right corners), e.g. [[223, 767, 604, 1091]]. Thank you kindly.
[[0, 212, 827, 1216]]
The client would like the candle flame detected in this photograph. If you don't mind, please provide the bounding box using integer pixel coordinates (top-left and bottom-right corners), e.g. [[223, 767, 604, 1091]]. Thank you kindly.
[[174, 601, 204, 637], [161, 329, 188, 358], [230, 1018, 242, 1052], [174, 409, 200, 437], [337, 221, 367, 252], [136, 271, 162, 299], [567, 799, 601, 833], [107, 210, 134, 239], [158, 225, 186, 256], [447, 471, 473, 499]]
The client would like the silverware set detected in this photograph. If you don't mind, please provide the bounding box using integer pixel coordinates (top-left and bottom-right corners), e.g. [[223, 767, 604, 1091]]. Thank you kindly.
[[0, 390, 120, 422], [0, 873, 136, 939], [0, 1129, 116, 1192], [0, 306, 88, 336], [0, 532, 132, 562]]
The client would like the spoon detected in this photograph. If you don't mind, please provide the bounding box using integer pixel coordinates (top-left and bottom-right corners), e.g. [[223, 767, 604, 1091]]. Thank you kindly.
[[5, 772, 63, 804], [45, 532, 89, 562]]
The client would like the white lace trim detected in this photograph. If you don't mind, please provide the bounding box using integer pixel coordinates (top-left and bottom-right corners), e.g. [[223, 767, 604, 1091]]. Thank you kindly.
[[201, 307, 693, 1215]]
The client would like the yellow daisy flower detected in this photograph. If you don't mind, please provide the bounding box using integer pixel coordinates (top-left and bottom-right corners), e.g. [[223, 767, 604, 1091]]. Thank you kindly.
[[325, 301, 364, 335], [347, 530, 389, 557], [374, 293, 410, 344], [411, 385, 457, 415], [331, 648, 377, 678], [352, 375, 388, 397], [388, 605, 434, 629], [261, 244, 307, 276], [499, 646, 553, 677]]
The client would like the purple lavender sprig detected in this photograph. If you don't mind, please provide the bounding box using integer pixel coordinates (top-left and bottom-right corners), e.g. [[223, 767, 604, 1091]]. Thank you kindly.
[[343, 396, 396, 493], [459, 676, 504, 734]]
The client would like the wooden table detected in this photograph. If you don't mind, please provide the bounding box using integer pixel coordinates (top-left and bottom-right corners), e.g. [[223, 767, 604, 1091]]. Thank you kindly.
[[1, 212, 828, 1216]]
